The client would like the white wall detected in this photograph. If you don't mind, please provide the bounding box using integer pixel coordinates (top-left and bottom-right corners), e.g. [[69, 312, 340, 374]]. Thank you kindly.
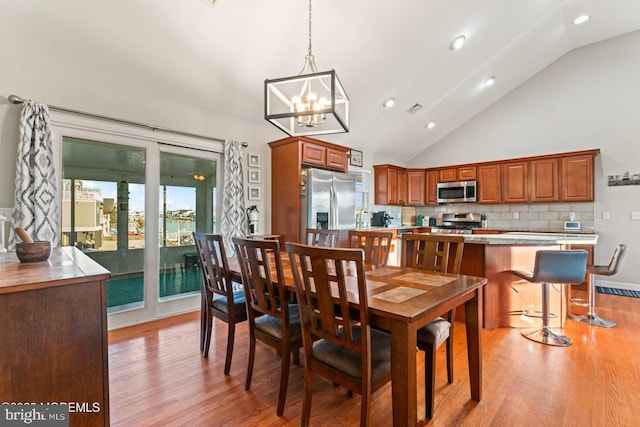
[[0, 55, 282, 237], [410, 30, 640, 287]]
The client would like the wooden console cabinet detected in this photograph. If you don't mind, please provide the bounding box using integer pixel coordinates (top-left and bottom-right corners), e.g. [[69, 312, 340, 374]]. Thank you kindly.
[[0, 247, 111, 426]]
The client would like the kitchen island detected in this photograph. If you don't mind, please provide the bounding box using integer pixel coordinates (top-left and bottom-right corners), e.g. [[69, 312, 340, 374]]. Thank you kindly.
[[457, 232, 597, 328]]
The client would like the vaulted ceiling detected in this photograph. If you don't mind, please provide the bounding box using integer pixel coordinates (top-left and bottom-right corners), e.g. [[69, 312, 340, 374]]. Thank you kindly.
[[2, 0, 640, 164]]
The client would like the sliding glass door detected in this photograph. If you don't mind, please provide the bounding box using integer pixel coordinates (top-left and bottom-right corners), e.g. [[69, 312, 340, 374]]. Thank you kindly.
[[60, 134, 221, 328]]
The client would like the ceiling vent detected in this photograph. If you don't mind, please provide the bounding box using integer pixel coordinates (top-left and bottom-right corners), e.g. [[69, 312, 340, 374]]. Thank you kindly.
[[407, 103, 423, 114]]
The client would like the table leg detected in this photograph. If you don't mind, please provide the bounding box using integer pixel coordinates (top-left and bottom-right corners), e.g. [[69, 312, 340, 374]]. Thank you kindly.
[[390, 319, 418, 426], [465, 288, 483, 401]]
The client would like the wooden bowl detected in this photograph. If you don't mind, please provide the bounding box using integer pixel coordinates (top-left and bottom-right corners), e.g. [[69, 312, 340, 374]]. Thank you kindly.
[[16, 241, 52, 263]]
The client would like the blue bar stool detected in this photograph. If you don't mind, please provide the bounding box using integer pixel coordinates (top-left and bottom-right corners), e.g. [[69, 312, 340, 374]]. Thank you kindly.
[[569, 244, 627, 328], [510, 250, 588, 347]]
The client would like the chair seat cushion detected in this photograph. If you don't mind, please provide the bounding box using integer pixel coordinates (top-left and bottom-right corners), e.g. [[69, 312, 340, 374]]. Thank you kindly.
[[417, 317, 451, 349], [255, 304, 302, 342], [312, 326, 391, 381], [212, 291, 246, 316]]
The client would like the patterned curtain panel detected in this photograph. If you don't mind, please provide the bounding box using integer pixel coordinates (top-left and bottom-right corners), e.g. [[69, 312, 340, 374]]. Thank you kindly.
[[221, 140, 246, 256], [11, 101, 60, 248]]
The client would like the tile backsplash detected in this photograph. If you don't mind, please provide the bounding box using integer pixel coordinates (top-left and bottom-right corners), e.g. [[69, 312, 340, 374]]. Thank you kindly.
[[371, 202, 595, 231]]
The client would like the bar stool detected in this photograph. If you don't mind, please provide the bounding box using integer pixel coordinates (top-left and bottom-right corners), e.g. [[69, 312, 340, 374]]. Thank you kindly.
[[569, 244, 627, 328], [510, 250, 588, 347]]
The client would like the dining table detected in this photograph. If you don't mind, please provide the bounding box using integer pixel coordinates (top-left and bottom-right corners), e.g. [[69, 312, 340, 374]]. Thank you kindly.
[[225, 252, 487, 426]]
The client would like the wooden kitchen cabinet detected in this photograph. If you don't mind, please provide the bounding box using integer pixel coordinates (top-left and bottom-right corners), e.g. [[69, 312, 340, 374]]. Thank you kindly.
[[530, 158, 559, 202], [397, 168, 407, 205], [374, 164, 408, 205], [270, 136, 351, 244], [560, 153, 594, 202], [406, 169, 425, 205], [438, 168, 457, 182], [425, 169, 438, 205], [300, 140, 348, 171], [502, 161, 528, 203], [458, 166, 477, 181], [0, 247, 111, 426], [438, 166, 476, 182], [478, 164, 501, 204]]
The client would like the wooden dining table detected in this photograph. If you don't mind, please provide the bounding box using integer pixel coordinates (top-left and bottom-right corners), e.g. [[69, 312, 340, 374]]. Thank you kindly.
[[225, 252, 487, 426]]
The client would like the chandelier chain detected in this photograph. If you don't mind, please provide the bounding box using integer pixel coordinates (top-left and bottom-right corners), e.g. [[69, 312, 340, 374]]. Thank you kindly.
[[307, 0, 313, 57]]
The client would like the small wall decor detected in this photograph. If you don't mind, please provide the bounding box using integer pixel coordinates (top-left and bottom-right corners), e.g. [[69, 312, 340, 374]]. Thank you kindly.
[[349, 149, 363, 167], [248, 169, 261, 184], [608, 171, 640, 186], [248, 153, 260, 168], [248, 186, 261, 200]]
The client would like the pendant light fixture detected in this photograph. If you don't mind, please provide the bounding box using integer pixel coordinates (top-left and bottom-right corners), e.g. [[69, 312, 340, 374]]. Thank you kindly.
[[264, 0, 349, 136]]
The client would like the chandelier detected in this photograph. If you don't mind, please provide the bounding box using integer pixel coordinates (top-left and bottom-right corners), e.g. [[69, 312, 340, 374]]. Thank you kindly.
[[264, 0, 349, 136]]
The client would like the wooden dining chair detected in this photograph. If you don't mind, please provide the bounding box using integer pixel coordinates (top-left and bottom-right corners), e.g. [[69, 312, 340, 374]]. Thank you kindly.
[[232, 236, 303, 416], [193, 232, 247, 375], [286, 242, 392, 427], [347, 230, 394, 268], [305, 228, 340, 247], [400, 233, 465, 419]]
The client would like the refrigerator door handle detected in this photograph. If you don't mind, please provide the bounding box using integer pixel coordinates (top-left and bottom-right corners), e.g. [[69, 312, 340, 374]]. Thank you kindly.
[[330, 185, 338, 229]]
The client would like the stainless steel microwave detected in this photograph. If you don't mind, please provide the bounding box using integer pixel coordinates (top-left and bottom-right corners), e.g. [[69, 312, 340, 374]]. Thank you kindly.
[[437, 180, 477, 203]]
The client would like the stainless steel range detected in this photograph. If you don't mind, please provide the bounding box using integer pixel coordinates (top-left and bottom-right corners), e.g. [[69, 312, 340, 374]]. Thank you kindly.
[[430, 212, 483, 234]]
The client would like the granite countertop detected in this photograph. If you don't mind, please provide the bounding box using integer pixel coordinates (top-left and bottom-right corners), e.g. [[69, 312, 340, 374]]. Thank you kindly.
[[462, 232, 598, 245]]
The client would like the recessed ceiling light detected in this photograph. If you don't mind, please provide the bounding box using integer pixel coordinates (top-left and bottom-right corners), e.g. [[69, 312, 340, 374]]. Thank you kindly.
[[449, 35, 466, 50], [573, 15, 590, 25], [483, 76, 496, 87], [382, 98, 395, 108], [426, 121, 436, 129]]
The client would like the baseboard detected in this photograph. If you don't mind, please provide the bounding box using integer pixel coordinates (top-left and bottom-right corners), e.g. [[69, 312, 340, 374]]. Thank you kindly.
[[596, 279, 640, 292]]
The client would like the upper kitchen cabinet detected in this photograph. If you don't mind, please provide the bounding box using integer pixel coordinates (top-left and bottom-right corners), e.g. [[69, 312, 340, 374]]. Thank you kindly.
[[477, 164, 501, 204], [530, 158, 559, 202], [425, 169, 438, 205], [374, 164, 407, 205], [438, 166, 477, 182], [299, 139, 349, 172], [269, 136, 351, 244], [406, 169, 425, 206], [560, 152, 595, 202], [502, 161, 528, 203]]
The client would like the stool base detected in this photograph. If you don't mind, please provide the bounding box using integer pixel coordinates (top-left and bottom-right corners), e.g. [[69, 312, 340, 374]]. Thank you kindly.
[[521, 326, 572, 347], [569, 313, 616, 328]]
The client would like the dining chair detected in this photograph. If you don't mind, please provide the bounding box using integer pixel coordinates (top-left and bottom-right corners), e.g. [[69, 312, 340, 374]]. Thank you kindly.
[[510, 249, 588, 346], [305, 228, 340, 247], [347, 229, 394, 268], [569, 244, 627, 328], [232, 236, 303, 416], [400, 233, 465, 419], [286, 242, 392, 427], [246, 233, 284, 247], [193, 232, 247, 375]]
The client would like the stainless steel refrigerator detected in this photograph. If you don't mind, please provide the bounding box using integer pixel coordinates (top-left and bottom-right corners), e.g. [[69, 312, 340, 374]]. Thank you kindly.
[[300, 168, 356, 237]]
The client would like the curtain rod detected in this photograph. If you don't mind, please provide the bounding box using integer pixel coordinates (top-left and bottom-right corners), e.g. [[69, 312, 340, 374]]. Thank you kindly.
[[7, 94, 248, 147]]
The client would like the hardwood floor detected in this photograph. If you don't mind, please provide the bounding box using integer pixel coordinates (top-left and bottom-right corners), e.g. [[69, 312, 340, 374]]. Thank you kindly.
[[108, 291, 640, 426]]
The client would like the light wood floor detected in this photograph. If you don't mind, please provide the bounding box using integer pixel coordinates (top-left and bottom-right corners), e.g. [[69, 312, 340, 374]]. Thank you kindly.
[[108, 291, 640, 426]]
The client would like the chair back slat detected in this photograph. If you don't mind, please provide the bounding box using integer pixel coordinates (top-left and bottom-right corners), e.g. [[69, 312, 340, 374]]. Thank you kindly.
[[193, 233, 234, 299], [233, 237, 289, 321], [401, 234, 465, 274], [287, 243, 367, 352], [347, 230, 394, 267], [305, 228, 340, 247]]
